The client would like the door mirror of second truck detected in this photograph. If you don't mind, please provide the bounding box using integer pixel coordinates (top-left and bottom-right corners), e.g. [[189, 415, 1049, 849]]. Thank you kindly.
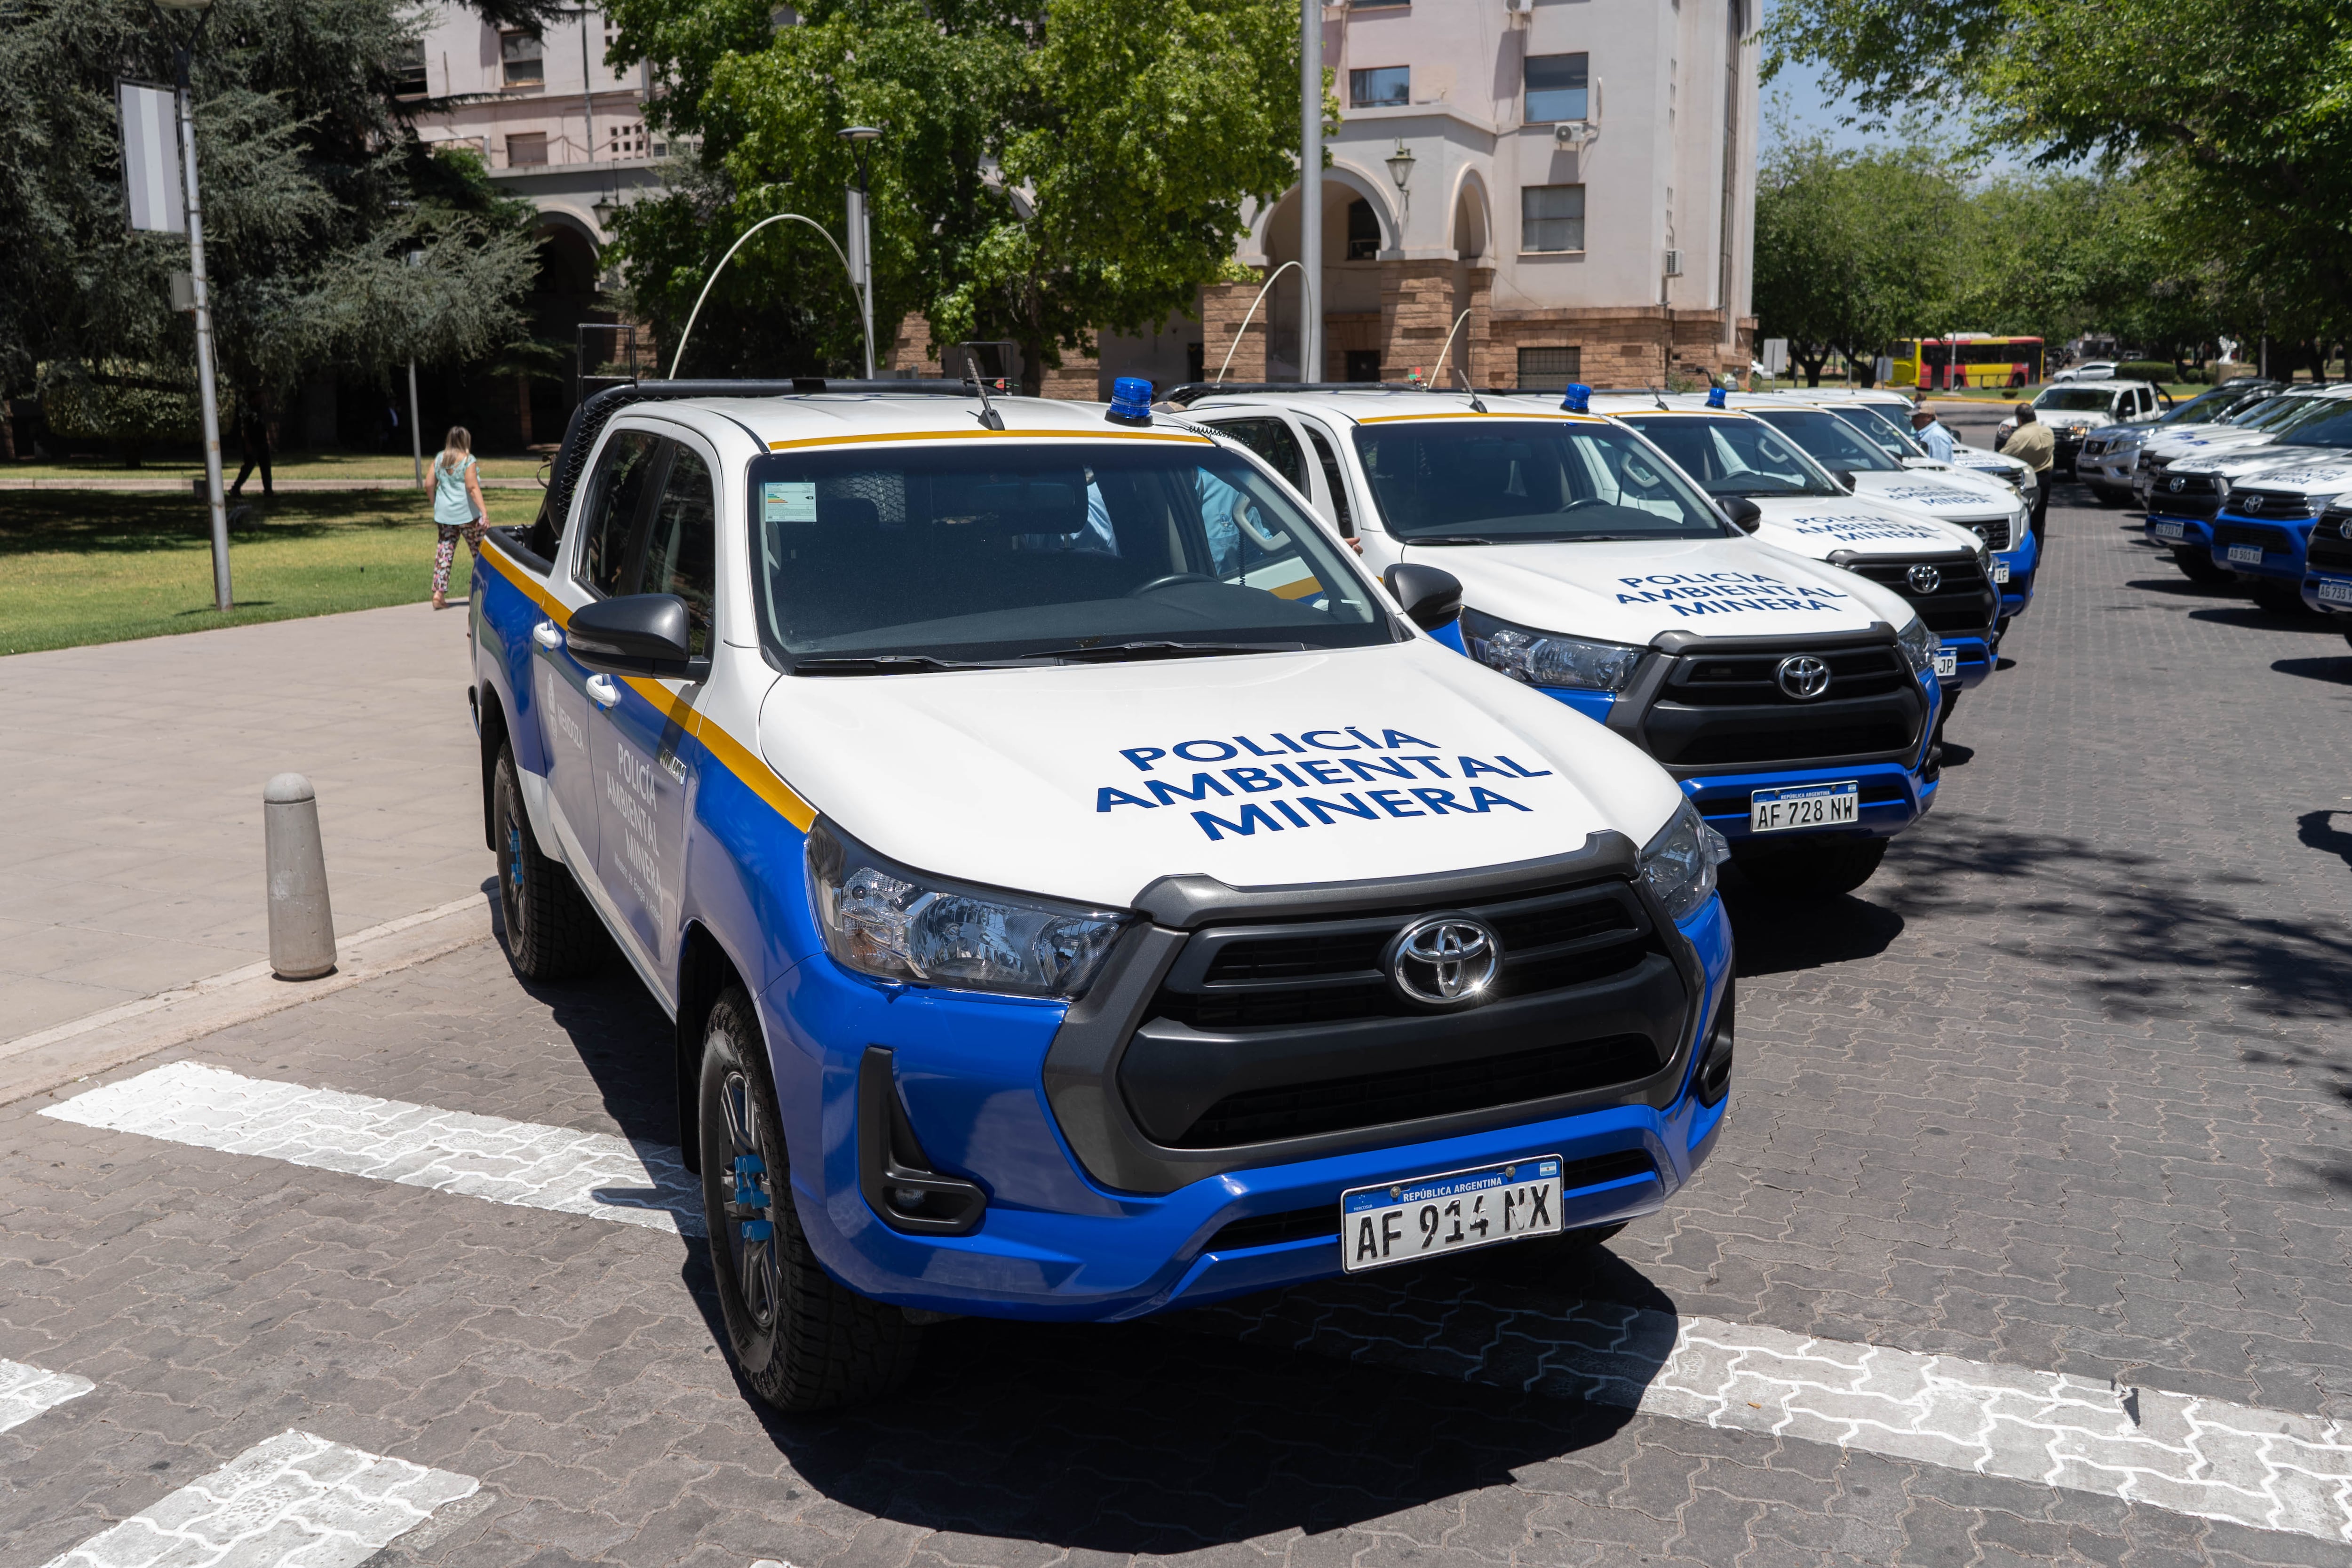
[[566, 593, 707, 681], [1721, 497, 1763, 533], [1381, 563, 1464, 631]]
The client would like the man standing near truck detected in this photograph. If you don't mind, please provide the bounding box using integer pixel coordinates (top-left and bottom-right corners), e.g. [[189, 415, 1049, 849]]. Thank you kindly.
[[2002, 403, 2056, 542]]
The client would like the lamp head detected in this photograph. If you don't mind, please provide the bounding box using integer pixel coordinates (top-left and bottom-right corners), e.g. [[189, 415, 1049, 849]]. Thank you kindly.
[[592, 197, 619, 229], [837, 126, 883, 144], [1385, 139, 1415, 192]]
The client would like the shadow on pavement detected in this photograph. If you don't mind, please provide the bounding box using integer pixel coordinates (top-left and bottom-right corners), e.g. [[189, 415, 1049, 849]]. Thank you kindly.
[[2189, 605, 2343, 632], [2124, 576, 2240, 600], [1719, 875, 1905, 977], [2273, 656, 2352, 684]]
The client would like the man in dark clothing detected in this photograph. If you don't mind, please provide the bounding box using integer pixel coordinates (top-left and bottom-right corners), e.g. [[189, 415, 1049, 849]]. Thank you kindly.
[[2004, 404, 2056, 542], [230, 392, 273, 498]]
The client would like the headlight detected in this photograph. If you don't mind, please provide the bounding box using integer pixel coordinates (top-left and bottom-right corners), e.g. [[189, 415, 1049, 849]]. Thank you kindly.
[[1639, 800, 1727, 923], [807, 820, 1128, 999], [1463, 608, 1643, 692], [1896, 617, 1938, 676]]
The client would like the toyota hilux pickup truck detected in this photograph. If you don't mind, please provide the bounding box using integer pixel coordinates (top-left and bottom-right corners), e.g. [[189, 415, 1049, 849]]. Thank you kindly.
[[1997, 381, 2169, 475], [1168, 383, 1949, 898], [2074, 380, 2279, 505], [1766, 388, 2040, 505], [468, 377, 1737, 1414], [2301, 493, 2352, 635], [2145, 390, 2352, 585], [2137, 388, 2337, 520]]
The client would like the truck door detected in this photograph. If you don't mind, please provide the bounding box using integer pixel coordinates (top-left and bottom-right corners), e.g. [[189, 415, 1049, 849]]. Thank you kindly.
[[543, 428, 660, 876], [591, 434, 714, 971]]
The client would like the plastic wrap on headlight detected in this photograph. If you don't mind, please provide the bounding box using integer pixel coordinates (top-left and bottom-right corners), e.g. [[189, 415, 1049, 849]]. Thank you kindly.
[[807, 820, 1128, 999], [1896, 617, 1938, 675], [1463, 609, 1642, 692], [1639, 801, 1727, 923]]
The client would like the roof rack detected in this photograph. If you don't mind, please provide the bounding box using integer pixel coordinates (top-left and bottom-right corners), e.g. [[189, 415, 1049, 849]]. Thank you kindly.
[[529, 377, 1003, 542]]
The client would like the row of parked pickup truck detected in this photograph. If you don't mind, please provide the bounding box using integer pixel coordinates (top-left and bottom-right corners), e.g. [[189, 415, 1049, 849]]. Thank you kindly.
[[462, 371, 2043, 1412]]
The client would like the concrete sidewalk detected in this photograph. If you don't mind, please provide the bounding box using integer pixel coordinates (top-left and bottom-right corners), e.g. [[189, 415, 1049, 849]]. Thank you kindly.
[[0, 602, 490, 1040]]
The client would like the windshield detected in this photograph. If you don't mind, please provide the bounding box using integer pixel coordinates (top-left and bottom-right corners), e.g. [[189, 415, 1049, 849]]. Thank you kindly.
[[1746, 407, 1905, 472], [2274, 403, 2352, 451], [2159, 385, 2254, 427], [2034, 388, 2122, 414], [1834, 403, 1928, 459], [747, 442, 1388, 665], [1615, 413, 1844, 498], [1349, 418, 1729, 541], [2235, 394, 2327, 433]]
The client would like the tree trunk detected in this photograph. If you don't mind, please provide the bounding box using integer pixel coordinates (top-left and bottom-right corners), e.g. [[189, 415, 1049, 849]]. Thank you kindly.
[[516, 375, 533, 447]]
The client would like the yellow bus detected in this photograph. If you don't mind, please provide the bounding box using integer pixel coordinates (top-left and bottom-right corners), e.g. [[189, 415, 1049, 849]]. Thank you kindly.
[[1887, 335, 2045, 390]]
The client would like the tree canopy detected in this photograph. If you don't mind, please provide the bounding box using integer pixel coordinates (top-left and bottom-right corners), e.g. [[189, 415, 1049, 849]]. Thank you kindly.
[[602, 0, 1306, 392]]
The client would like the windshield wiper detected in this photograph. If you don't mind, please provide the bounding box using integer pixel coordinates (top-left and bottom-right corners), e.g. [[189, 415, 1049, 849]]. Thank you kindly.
[[1025, 640, 1307, 663], [792, 654, 1020, 676], [1405, 535, 1501, 545]]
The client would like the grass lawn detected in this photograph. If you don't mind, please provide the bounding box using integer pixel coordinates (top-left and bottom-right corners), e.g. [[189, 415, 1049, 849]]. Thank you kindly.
[[2, 451, 548, 482], [0, 487, 543, 656]]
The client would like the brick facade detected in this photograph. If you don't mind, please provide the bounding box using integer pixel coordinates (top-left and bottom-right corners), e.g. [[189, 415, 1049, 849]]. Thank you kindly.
[[1200, 279, 1269, 385]]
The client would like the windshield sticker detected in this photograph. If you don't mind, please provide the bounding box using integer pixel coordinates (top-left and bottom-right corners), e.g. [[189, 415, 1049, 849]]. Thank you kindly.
[[762, 480, 817, 523], [1098, 728, 1552, 842], [1611, 571, 1851, 617]]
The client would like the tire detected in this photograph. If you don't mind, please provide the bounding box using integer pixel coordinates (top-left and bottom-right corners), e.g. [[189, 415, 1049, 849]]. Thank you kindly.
[[2249, 579, 2312, 616], [2171, 548, 2230, 585], [1732, 836, 1889, 899], [699, 987, 922, 1413], [491, 743, 606, 979]]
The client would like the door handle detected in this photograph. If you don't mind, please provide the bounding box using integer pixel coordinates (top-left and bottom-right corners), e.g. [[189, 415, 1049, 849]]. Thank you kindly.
[[584, 675, 620, 708], [531, 620, 563, 650]]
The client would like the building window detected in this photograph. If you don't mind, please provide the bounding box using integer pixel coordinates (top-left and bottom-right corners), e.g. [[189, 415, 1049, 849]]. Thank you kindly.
[[390, 40, 427, 97], [1518, 347, 1583, 390], [1524, 52, 1589, 123], [500, 30, 544, 87], [608, 121, 647, 158], [1351, 0, 1408, 9], [1521, 183, 1585, 252], [506, 132, 548, 167], [1349, 66, 1409, 108], [1345, 199, 1382, 261]]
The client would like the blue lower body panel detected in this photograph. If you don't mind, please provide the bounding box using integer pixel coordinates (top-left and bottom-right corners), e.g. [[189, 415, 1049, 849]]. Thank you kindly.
[[2145, 514, 2213, 557], [2209, 516, 2313, 582], [1994, 529, 2038, 621], [1683, 760, 1931, 844], [1939, 635, 1993, 692], [762, 896, 1735, 1323], [2304, 567, 2352, 615]]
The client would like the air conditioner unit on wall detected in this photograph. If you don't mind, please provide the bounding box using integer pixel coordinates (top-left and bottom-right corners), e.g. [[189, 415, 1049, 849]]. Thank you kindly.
[[1504, 0, 1534, 14], [1663, 250, 1684, 277]]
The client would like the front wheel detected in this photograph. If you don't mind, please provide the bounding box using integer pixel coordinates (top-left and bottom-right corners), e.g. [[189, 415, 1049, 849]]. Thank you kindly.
[[2171, 548, 2229, 585], [699, 987, 922, 1413], [492, 743, 606, 979], [1731, 837, 1889, 899]]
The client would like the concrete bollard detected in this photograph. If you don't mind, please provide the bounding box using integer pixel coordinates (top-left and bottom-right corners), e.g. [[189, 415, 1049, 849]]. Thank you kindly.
[[264, 772, 338, 979]]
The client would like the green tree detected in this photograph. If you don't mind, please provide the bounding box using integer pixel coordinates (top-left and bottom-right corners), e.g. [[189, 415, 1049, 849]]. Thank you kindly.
[[605, 0, 1304, 393], [0, 0, 541, 434]]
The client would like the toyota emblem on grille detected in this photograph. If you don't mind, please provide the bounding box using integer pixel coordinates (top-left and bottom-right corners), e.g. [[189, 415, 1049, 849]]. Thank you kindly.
[[1385, 915, 1501, 1007], [1775, 654, 1832, 700], [2169, 477, 2187, 493], [1907, 563, 1943, 593], [2240, 495, 2262, 512]]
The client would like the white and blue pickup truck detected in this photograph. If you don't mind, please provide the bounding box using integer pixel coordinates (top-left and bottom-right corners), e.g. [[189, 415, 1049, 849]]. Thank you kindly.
[[2302, 493, 2352, 632], [466, 377, 1736, 1413], [2145, 390, 2352, 588], [1169, 384, 1950, 898], [2074, 380, 2280, 505]]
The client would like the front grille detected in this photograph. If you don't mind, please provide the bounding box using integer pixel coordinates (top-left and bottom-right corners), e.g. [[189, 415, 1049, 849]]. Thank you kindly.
[[1201, 1150, 1660, 1252], [1972, 515, 2012, 551], [2211, 522, 2297, 555], [1180, 1035, 1661, 1147], [2151, 475, 2226, 518], [2225, 493, 2322, 521], [1639, 640, 1924, 770], [1119, 876, 1687, 1150], [2305, 511, 2352, 572], [1835, 554, 1998, 637]]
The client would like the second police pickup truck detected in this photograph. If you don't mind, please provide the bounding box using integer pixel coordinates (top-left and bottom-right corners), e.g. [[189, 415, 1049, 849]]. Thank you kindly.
[[1172, 383, 1951, 898], [467, 377, 1737, 1414]]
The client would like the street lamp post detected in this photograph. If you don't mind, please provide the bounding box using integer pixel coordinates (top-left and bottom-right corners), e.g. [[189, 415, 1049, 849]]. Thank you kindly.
[[838, 127, 882, 379], [1298, 0, 1321, 385], [1386, 139, 1416, 231], [153, 0, 230, 612], [405, 249, 425, 489]]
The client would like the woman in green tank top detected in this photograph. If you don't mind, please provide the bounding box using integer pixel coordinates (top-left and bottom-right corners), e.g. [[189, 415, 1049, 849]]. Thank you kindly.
[[429, 426, 487, 610]]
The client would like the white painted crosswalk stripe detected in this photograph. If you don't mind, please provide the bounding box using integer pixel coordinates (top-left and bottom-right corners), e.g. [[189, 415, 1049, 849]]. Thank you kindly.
[[41, 1060, 701, 1236], [37, 1428, 478, 1568], [0, 1357, 94, 1434], [44, 1063, 2352, 1544]]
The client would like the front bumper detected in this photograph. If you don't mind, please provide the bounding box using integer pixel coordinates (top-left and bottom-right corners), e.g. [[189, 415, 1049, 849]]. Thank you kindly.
[[2304, 570, 2352, 614], [2209, 516, 2315, 582], [2145, 515, 2214, 555], [1994, 529, 2038, 620], [766, 872, 1736, 1323], [1680, 759, 1934, 844]]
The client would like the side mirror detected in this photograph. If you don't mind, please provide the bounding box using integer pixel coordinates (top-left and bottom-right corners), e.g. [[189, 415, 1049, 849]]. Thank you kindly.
[[1831, 470, 1856, 492], [565, 593, 706, 680], [1721, 496, 1763, 533], [1381, 563, 1462, 632]]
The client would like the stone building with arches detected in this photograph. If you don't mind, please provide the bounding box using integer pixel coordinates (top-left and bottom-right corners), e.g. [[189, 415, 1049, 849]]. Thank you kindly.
[[912, 0, 1758, 398]]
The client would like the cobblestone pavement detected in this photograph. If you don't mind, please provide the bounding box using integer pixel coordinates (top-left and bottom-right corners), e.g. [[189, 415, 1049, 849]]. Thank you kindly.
[[3, 487, 2350, 1567]]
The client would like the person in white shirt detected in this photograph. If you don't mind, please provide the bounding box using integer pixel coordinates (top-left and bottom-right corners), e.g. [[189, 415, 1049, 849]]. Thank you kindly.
[[1908, 399, 1957, 463]]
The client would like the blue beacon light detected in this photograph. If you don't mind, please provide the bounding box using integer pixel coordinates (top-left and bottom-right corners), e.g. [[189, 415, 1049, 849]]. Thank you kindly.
[[1707, 383, 1728, 409], [1560, 382, 1592, 414], [1106, 376, 1154, 427]]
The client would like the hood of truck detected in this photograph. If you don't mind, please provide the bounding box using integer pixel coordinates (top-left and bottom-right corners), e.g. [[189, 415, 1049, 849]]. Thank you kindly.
[[1402, 533, 1917, 643], [2222, 456, 2352, 497], [2179, 445, 2329, 478], [1737, 494, 1988, 560], [1839, 471, 2018, 526], [757, 639, 1684, 910]]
